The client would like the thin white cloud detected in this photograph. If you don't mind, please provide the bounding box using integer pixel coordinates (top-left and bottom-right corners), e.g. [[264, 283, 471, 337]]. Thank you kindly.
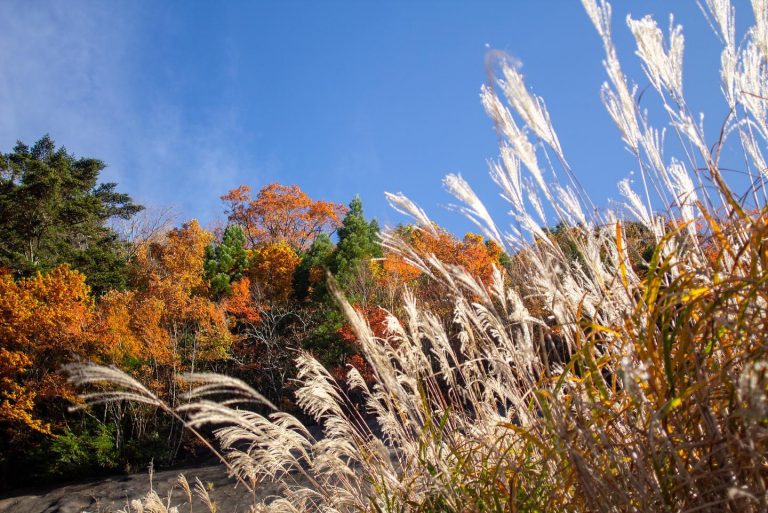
[[0, 2, 134, 177], [0, 1, 261, 226]]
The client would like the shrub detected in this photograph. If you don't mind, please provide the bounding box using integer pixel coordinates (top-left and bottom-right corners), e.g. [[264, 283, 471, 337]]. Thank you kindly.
[[44, 423, 119, 479]]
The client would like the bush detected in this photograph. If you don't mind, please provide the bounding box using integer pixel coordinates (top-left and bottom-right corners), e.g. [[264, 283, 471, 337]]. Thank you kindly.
[[43, 423, 119, 479]]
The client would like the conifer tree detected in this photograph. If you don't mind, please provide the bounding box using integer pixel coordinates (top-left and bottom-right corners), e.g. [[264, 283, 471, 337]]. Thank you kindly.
[[0, 136, 143, 294], [331, 196, 382, 289], [204, 224, 248, 297], [294, 233, 335, 301]]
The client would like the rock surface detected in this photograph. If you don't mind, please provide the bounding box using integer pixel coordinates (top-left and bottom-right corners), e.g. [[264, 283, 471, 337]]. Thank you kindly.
[[0, 464, 273, 513]]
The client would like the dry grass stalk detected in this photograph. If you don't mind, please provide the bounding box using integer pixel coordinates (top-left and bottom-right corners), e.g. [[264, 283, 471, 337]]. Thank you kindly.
[[70, 1, 768, 511]]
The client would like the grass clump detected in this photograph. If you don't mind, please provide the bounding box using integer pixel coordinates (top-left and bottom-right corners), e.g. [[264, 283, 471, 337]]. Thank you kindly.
[[68, 1, 768, 511]]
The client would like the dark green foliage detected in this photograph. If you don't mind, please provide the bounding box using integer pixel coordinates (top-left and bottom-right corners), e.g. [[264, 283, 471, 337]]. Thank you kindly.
[[544, 221, 655, 276], [494, 241, 513, 270], [121, 428, 178, 471], [295, 197, 382, 366], [17, 422, 121, 483], [544, 221, 656, 276], [21, 419, 178, 484], [301, 305, 353, 368], [204, 224, 248, 296], [0, 135, 143, 294], [331, 196, 382, 289], [544, 222, 585, 268], [294, 232, 335, 301]]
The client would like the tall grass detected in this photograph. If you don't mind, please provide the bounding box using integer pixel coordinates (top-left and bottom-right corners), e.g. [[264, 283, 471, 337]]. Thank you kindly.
[[68, 0, 768, 511]]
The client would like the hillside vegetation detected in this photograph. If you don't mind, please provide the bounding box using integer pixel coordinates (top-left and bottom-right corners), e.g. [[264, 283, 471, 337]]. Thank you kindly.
[[0, 139, 506, 485]]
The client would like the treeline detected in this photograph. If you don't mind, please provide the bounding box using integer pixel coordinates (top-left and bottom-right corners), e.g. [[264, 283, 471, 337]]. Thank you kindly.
[[0, 137, 511, 486]]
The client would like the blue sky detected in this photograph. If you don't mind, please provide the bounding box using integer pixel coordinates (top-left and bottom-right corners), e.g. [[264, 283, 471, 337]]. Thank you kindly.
[[0, 1, 749, 236]]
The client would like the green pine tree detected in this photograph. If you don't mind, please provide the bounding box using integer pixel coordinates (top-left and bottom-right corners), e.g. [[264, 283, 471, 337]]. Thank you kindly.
[[331, 195, 382, 290], [204, 224, 248, 297], [0, 135, 143, 294], [294, 232, 335, 301]]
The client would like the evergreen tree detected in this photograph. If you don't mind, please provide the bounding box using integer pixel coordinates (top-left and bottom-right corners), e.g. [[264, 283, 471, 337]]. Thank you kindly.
[[331, 196, 382, 289], [0, 136, 143, 294], [204, 224, 248, 297], [294, 233, 335, 301]]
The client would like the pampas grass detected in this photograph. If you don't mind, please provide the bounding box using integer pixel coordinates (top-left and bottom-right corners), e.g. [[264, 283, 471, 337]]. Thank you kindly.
[[69, 1, 768, 511], [113, 474, 217, 513]]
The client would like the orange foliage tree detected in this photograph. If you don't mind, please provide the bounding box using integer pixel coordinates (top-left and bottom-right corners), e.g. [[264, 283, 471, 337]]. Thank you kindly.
[[334, 306, 388, 387], [94, 220, 232, 378], [380, 225, 505, 293], [0, 266, 95, 434], [222, 183, 347, 252], [248, 241, 301, 304], [221, 276, 261, 323]]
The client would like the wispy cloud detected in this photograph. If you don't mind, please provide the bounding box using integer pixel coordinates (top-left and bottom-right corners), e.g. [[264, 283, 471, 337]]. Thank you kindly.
[[0, 2, 134, 168], [0, 1, 259, 226]]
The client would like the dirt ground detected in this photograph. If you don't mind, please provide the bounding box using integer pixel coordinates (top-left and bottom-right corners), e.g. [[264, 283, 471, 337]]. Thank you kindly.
[[0, 463, 280, 513]]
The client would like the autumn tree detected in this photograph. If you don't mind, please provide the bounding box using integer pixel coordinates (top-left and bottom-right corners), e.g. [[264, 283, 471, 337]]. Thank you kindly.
[[378, 225, 506, 311], [455, 233, 505, 284], [221, 277, 260, 324], [222, 183, 347, 252], [248, 241, 301, 304], [0, 266, 96, 435], [334, 305, 387, 387], [398, 225, 504, 284], [87, 220, 233, 470], [231, 303, 311, 407], [95, 220, 232, 373], [0, 136, 143, 294]]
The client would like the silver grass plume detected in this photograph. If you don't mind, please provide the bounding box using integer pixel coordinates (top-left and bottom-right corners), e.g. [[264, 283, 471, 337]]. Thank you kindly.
[[68, 1, 768, 511]]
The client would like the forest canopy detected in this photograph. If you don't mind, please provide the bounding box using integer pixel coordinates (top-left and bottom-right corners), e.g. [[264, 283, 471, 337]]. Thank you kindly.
[[0, 136, 508, 486]]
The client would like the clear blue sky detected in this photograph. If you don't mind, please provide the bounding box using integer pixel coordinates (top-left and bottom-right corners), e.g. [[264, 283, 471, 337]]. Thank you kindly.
[[0, 1, 748, 236]]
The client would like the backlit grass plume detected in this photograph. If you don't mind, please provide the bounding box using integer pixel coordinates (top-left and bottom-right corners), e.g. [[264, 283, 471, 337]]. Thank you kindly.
[[69, 1, 768, 511]]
